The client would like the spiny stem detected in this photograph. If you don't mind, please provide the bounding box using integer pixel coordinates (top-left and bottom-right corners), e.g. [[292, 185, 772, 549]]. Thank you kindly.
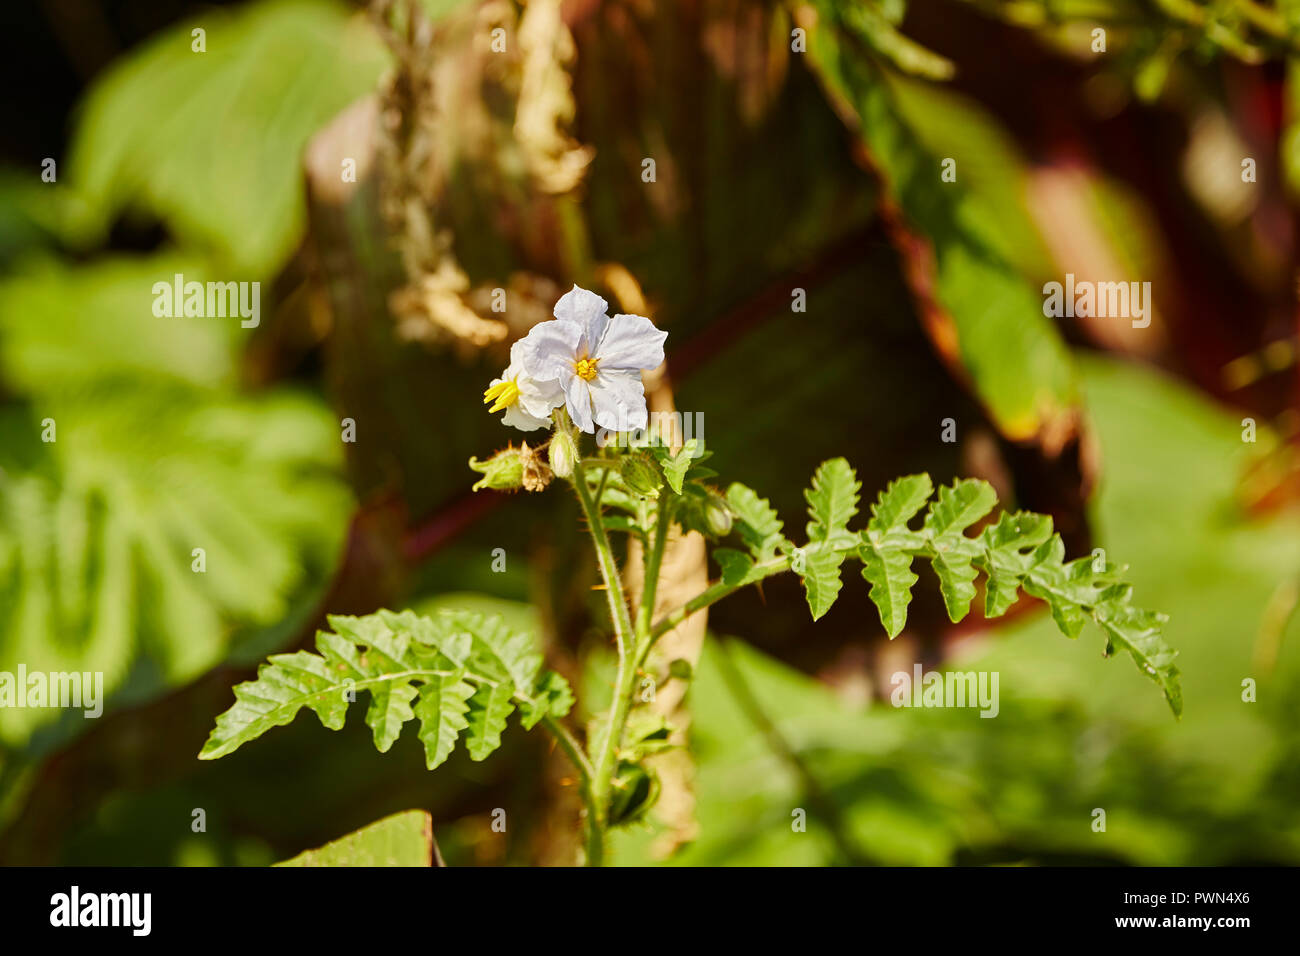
[[566, 432, 642, 865], [570, 455, 674, 865], [542, 714, 594, 784], [541, 714, 601, 866], [649, 555, 793, 643], [584, 804, 604, 866], [636, 495, 673, 640], [571, 459, 635, 655]]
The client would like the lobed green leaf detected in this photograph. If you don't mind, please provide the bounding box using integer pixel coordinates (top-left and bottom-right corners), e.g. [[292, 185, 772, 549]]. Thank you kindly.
[[200, 609, 572, 765], [725, 482, 789, 561], [805, 457, 861, 545], [799, 548, 847, 621], [724, 464, 1181, 715]]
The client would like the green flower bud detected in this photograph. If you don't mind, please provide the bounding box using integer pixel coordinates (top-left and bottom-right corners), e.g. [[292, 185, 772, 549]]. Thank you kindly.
[[704, 494, 733, 536], [468, 447, 524, 491], [620, 454, 661, 497], [549, 427, 578, 479]]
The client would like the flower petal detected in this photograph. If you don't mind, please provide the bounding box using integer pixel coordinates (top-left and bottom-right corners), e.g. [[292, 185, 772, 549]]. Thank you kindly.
[[562, 373, 595, 433], [517, 374, 564, 420], [588, 368, 648, 431], [508, 338, 543, 378], [519, 318, 583, 380], [553, 286, 609, 354], [502, 402, 551, 431], [595, 314, 667, 371]]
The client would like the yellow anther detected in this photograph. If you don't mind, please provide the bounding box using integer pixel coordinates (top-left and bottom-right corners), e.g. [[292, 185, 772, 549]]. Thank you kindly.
[[484, 378, 521, 412], [574, 356, 599, 381]]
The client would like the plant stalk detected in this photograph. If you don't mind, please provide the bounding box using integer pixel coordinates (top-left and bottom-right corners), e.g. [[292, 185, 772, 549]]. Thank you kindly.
[[568, 450, 642, 864], [569, 454, 674, 865]]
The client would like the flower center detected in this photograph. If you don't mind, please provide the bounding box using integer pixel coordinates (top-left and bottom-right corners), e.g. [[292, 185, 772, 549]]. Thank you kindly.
[[574, 356, 599, 381], [484, 378, 521, 412]]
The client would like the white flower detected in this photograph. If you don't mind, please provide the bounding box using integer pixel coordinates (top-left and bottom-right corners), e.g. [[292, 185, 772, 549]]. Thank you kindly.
[[483, 338, 565, 431], [521, 285, 667, 433]]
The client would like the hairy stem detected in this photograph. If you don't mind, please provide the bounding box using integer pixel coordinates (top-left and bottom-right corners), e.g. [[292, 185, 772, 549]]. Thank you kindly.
[[649, 555, 793, 644], [572, 463, 674, 865], [542, 714, 594, 783], [572, 459, 636, 655], [636, 495, 672, 640], [568, 447, 643, 864], [539, 713, 602, 863], [540, 713, 602, 866]]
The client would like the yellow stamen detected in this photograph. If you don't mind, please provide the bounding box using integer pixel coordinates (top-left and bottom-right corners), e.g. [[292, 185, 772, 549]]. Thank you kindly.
[[574, 356, 599, 381], [484, 378, 521, 413]]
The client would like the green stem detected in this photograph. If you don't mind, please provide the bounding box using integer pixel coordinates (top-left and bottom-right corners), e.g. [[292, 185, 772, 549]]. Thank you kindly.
[[568, 451, 641, 865], [542, 714, 594, 783], [636, 495, 672, 640], [649, 555, 793, 644], [584, 804, 604, 867], [587, 489, 673, 862], [540, 715, 601, 866], [590, 639, 640, 847], [592, 467, 610, 516], [572, 465, 675, 865], [572, 459, 635, 656]]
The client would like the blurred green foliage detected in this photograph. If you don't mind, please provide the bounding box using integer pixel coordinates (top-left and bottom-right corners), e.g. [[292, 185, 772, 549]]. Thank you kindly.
[[276, 809, 433, 865], [63, 0, 389, 274], [0, 0, 374, 755], [803, 0, 1079, 441]]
